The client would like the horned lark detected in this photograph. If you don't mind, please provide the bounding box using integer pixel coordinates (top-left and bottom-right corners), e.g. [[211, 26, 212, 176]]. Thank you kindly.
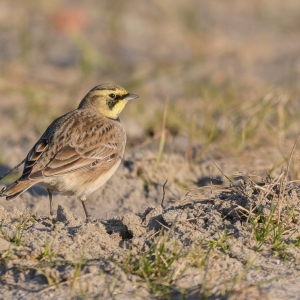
[[0, 84, 138, 219]]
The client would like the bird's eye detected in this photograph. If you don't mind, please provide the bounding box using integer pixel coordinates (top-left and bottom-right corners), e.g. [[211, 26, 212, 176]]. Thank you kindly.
[[109, 93, 116, 99]]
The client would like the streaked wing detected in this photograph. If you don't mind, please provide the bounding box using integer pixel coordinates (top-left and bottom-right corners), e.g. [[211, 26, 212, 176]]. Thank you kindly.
[[21, 138, 49, 179], [41, 142, 120, 177], [20, 110, 125, 181]]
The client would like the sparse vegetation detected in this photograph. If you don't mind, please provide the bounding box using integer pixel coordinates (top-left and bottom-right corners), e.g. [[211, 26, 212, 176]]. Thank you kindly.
[[0, 215, 34, 246], [36, 237, 59, 262], [122, 231, 185, 298], [204, 226, 231, 254], [1, 0, 300, 299]]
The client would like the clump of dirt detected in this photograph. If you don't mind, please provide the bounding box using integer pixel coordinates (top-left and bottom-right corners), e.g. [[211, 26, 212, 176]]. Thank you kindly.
[[1, 158, 300, 299]]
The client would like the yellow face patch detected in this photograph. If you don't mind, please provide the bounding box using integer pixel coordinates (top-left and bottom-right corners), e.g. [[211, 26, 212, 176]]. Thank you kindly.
[[100, 99, 128, 119], [78, 84, 138, 119]]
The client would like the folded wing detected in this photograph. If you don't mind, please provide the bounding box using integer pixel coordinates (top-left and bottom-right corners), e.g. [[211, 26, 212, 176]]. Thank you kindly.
[[21, 111, 125, 181]]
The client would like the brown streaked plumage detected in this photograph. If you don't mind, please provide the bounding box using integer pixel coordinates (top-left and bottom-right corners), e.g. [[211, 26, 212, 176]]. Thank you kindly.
[[0, 84, 138, 219]]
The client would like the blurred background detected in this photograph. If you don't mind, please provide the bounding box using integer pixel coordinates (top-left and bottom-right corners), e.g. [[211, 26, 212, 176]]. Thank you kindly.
[[1, 0, 300, 177]]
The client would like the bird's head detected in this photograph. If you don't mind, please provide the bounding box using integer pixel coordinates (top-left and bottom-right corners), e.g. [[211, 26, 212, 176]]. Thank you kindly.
[[78, 84, 139, 119]]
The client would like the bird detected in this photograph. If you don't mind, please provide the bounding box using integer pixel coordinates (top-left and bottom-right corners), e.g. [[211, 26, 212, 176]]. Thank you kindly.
[[0, 84, 138, 219]]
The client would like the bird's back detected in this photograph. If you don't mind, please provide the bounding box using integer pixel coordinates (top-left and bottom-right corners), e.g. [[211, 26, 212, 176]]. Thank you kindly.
[[2, 108, 126, 199]]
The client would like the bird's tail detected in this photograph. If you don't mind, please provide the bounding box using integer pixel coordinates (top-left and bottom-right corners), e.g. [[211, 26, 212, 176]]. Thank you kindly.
[[0, 180, 36, 200], [0, 159, 30, 200]]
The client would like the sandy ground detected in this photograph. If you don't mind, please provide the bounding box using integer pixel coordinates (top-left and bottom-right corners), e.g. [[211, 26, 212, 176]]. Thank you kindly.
[[0, 152, 300, 299], [1, 0, 300, 299]]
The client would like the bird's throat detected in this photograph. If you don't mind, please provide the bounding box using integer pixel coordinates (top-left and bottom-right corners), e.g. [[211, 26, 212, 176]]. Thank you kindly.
[[101, 100, 127, 119]]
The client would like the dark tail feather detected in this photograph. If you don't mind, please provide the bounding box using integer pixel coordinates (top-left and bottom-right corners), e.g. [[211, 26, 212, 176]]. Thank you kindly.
[[0, 180, 36, 201]]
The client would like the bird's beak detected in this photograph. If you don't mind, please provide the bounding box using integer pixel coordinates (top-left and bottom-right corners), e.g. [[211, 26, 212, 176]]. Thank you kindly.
[[125, 93, 139, 101]]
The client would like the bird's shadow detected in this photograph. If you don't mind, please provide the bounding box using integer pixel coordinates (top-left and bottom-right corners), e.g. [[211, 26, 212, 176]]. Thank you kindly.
[[28, 186, 48, 197], [0, 164, 10, 176], [195, 175, 223, 186]]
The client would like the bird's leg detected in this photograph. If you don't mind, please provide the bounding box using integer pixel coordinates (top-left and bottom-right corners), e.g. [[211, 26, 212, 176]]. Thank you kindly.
[[80, 196, 91, 220], [47, 189, 54, 216]]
